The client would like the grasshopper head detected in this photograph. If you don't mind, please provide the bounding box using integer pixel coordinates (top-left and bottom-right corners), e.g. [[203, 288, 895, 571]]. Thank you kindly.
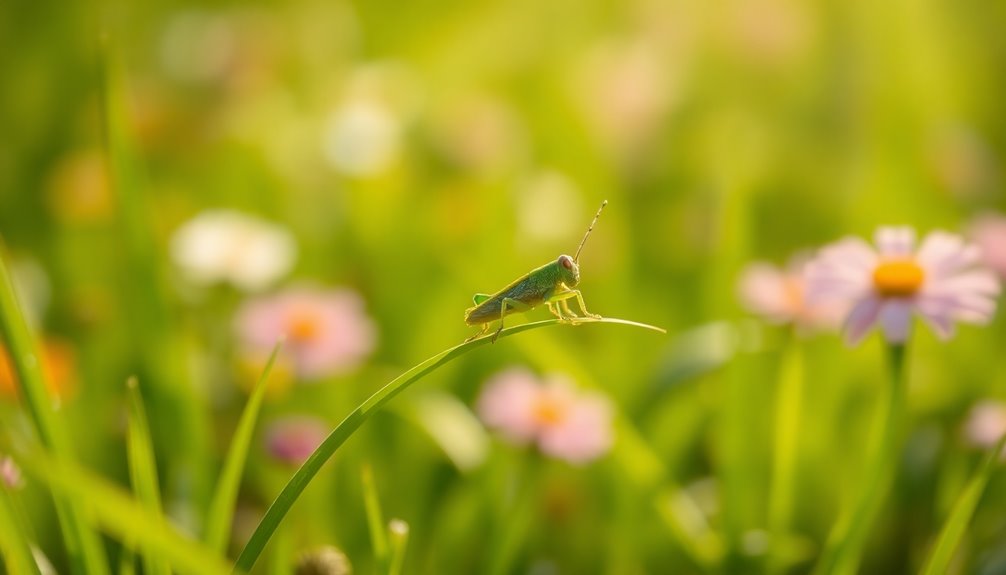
[[558, 254, 580, 287]]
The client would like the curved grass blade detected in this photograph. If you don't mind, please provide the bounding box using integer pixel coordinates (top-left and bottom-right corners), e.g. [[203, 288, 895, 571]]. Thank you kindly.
[[0, 484, 42, 575], [16, 450, 233, 575], [921, 433, 1006, 575], [126, 377, 170, 575], [0, 247, 109, 575], [235, 316, 666, 571], [205, 339, 284, 554]]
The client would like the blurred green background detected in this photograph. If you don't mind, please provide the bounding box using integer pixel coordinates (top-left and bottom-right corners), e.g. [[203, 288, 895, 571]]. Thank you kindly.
[[2, 0, 1006, 573]]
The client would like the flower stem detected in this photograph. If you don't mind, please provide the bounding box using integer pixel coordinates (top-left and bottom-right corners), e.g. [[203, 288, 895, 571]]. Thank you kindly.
[[767, 335, 803, 574], [815, 344, 907, 575]]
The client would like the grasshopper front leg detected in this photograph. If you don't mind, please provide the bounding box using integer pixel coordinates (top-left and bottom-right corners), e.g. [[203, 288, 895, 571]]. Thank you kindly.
[[547, 290, 600, 323], [546, 301, 565, 320], [493, 297, 531, 343]]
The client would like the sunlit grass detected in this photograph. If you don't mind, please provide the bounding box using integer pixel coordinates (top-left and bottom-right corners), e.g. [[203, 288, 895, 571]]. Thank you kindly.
[[236, 316, 666, 571]]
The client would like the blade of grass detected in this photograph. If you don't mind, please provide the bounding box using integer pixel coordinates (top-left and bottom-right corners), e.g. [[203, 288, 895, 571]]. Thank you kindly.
[[0, 247, 110, 575], [15, 449, 233, 575], [126, 377, 171, 575], [205, 339, 285, 554], [362, 464, 389, 571], [815, 344, 907, 575], [387, 519, 409, 575], [235, 316, 665, 571], [921, 433, 1006, 575], [0, 484, 42, 575]]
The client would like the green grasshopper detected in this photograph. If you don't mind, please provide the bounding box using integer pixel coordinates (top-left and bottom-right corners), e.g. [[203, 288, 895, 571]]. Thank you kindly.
[[464, 200, 608, 343]]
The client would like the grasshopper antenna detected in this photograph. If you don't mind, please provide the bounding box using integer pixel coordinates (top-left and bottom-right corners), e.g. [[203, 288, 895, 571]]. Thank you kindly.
[[574, 200, 608, 263]]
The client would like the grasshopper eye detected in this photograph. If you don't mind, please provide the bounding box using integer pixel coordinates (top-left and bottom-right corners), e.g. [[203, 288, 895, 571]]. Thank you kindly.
[[558, 255, 573, 270]]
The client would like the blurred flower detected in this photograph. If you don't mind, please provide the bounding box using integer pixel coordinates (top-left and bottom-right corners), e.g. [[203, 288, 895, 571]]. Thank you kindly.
[[928, 126, 997, 200], [170, 210, 297, 291], [45, 149, 113, 223], [265, 416, 329, 465], [295, 546, 353, 575], [1, 455, 23, 489], [322, 100, 400, 176], [235, 286, 376, 380], [969, 213, 1006, 278], [476, 368, 613, 464], [963, 400, 1006, 452], [806, 227, 1000, 344], [0, 338, 77, 401], [427, 93, 526, 175], [737, 257, 844, 332], [574, 39, 673, 158], [321, 63, 416, 177], [725, 0, 812, 66]]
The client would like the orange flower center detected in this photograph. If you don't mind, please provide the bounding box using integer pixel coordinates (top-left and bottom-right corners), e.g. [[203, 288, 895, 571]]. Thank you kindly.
[[872, 259, 925, 297], [533, 397, 567, 426], [286, 311, 321, 342]]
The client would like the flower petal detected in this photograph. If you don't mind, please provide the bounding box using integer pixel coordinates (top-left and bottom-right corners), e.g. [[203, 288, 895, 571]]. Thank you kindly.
[[476, 368, 541, 443], [874, 226, 916, 257], [916, 231, 981, 279], [878, 299, 914, 343], [843, 296, 882, 345]]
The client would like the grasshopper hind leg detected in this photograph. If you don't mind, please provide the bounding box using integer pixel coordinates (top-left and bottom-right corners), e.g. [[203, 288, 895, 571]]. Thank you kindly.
[[546, 289, 600, 325], [464, 323, 490, 343], [492, 297, 530, 343]]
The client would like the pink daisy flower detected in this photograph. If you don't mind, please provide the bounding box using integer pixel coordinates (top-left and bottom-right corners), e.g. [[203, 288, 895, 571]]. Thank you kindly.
[[265, 416, 329, 465], [737, 256, 845, 332], [806, 227, 1000, 345], [476, 368, 613, 464], [969, 213, 1006, 278], [235, 286, 377, 380]]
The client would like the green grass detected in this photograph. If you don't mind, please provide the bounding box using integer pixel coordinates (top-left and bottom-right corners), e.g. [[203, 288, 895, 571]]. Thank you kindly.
[[235, 317, 665, 571], [204, 338, 285, 555]]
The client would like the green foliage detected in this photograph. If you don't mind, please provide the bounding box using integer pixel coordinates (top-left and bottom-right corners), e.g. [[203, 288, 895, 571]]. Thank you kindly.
[[1, 0, 1006, 572]]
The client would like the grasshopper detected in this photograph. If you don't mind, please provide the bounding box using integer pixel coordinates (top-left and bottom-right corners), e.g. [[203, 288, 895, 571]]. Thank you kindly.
[[464, 200, 608, 343]]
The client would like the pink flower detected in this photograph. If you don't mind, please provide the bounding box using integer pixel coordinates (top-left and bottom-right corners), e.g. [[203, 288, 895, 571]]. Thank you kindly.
[[1, 455, 23, 489], [235, 286, 377, 380], [963, 401, 1006, 450], [969, 213, 1006, 278], [737, 257, 844, 332], [476, 368, 613, 464], [806, 227, 1000, 345], [265, 416, 329, 465]]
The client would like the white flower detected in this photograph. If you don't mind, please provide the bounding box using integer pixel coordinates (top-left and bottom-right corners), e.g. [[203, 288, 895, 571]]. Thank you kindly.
[[806, 227, 1000, 344], [322, 99, 400, 176], [170, 209, 296, 291]]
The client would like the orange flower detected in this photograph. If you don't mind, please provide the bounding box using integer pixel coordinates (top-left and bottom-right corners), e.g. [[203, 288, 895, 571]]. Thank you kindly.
[[0, 338, 77, 401]]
